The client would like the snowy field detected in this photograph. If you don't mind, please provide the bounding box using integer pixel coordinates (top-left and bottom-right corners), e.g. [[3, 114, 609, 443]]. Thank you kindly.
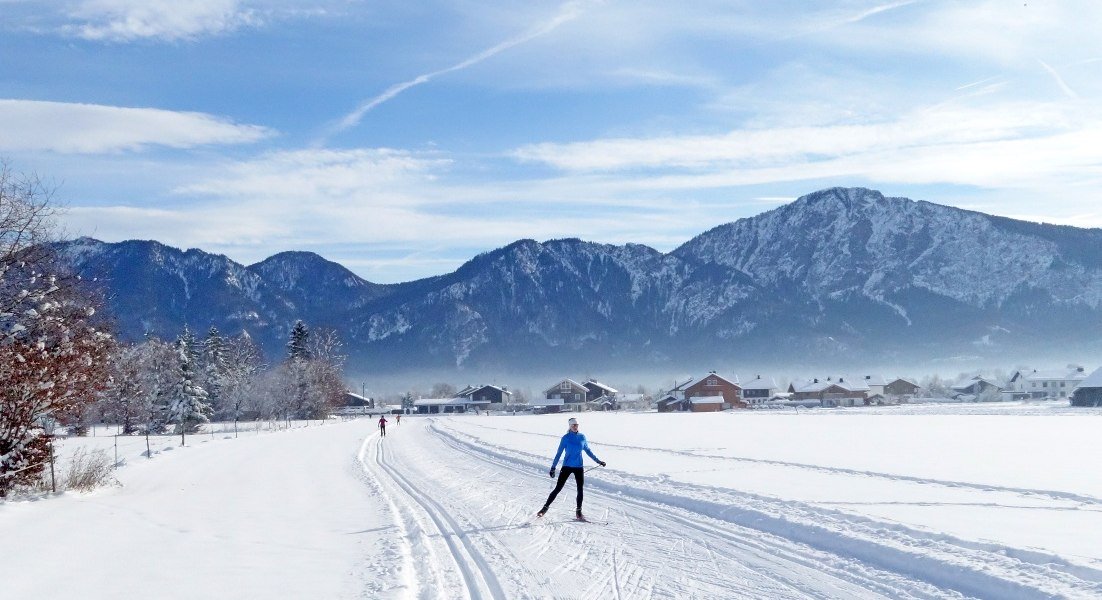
[[3, 403, 1102, 599]]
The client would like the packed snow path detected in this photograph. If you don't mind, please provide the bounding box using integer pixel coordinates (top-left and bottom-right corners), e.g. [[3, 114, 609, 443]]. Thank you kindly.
[[363, 418, 932, 599], [5, 411, 1102, 599], [360, 417, 1102, 599]]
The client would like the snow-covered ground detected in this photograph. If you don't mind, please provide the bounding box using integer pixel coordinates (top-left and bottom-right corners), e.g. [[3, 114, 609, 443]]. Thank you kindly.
[[3, 404, 1102, 599]]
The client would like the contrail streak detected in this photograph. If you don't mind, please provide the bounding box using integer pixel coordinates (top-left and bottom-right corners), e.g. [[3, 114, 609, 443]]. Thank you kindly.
[[1038, 59, 1079, 99], [322, 1, 587, 141]]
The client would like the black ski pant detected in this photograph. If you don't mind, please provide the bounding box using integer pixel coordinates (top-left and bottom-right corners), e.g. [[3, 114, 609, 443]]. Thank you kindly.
[[380, 425, 386, 437], [543, 466, 584, 510]]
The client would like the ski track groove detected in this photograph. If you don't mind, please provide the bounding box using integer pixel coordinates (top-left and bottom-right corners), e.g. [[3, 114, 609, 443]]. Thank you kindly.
[[432, 419, 1102, 599], [356, 433, 424, 598], [611, 545, 623, 600], [459, 421, 1102, 507], [365, 432, 507, 600], [432, 422, 907, 599]]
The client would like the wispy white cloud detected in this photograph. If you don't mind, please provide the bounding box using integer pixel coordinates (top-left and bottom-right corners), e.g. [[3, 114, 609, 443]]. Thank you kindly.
[[604, 67, 717, 89], [0, 99, 273, 153], [508, 123, 1102, 196], [818, 1, 1102, 67], [62, 0, 258, 41], [322, 1, 591, 140], [176, 148, 450, 199], [512, 102, 1074, 173]]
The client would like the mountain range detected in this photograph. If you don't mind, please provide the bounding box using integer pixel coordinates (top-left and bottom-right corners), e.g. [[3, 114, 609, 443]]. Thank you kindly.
[[56, 187, 1102, 379]]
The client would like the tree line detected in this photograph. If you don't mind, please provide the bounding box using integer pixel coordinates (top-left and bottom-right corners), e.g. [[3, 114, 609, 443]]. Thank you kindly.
[[0, 163, 346, 497], [97, 321, 346, 438]]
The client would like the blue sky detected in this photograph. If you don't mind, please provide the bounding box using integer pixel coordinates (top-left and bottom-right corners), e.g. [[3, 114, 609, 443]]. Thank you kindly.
[[3, 1, 1101, 283]]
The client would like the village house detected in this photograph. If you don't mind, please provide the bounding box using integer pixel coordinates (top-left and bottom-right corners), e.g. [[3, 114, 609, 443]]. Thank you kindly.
[[859, 375, 920, 405], [656, 395, 689, 412], [1071, 366, 1102, 407], [413, 397, 478, 414], [533, 378, 589, 413], [335, 392, 386, 416], [883, 377, 921, 400], [583, 379, 619, 402], [582, 379, 621, 410], [862, 375, 888, 397], [1006, 366, 1088, 400], [456, 384, 514, 408], [788, 377, 869, 407], [741, 375, 778, 407], [949, 376, 1002, 400], [656, 377, 695, 412], [683, 371, 745, 409]]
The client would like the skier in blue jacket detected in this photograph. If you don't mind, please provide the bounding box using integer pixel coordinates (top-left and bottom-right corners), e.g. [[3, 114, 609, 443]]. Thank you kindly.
[[537, 417, 606, 520]]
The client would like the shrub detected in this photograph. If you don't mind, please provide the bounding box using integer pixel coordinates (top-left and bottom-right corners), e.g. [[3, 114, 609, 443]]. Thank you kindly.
[[60, 448, 118, 492]]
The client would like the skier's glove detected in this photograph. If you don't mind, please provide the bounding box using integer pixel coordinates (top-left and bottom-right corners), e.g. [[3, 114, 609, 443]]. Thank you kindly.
[[549, 468, 556, 478], [598, 461, 606, 467]]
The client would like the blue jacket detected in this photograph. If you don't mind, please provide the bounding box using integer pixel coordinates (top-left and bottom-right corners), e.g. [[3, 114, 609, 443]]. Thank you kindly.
[[551, 431, 601, 469]]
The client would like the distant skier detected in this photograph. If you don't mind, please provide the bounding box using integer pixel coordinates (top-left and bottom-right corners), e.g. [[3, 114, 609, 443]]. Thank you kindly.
[[378, 415, 388, 437], [396, 414, 401, 425], [537, 417, 605, 521]]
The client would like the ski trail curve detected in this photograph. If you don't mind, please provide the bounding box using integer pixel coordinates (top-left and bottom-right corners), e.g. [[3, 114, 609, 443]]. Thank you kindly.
[[432, 419, 1102, 599], [360, 429, 507, 600], [429, 422, 948, 599]]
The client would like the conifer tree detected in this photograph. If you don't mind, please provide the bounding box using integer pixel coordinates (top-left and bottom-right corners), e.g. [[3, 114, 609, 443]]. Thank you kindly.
[[168, 333, 211, 443], [284, 321, 310, 418], [287, 320, 311, 362], [202, 326, 229, 418], [140, 337, 179, 435]]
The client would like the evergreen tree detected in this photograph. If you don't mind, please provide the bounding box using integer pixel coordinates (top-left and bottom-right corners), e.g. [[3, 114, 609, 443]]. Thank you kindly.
[[168, 334, 211, 440], [178, 325, 200, 368], [287, 320, 311, 362], [201, 326, 229, 418], [284, 321, 309, 418], [140, 337, 179, 435]]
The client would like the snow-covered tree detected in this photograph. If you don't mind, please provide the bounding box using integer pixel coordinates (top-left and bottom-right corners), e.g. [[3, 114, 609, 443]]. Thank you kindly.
[[0, 164, 113, 496], [177, 325, 199, 366], [221, 331, 265, 422], [167, 333, 211, 441], [99, 338, 178, 435], [200, 326, 229, 418], [100, 344, 147, 434], [287, 320, 311, 362], [264, 322, 345, 420], [920, 374, 951, 398], [307, 327, 341, 366], [137, 337, 180, 434], [275, 324, 345, 419]]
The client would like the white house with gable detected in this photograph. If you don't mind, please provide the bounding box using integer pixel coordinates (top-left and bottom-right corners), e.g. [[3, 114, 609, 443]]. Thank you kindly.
[[1007, 366, 1089, 400], [741, 375, 778, 407]]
